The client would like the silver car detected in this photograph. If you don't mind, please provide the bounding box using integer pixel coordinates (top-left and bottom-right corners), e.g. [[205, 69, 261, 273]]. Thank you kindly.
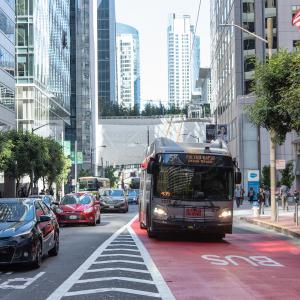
[[100, 189, 128, 213]]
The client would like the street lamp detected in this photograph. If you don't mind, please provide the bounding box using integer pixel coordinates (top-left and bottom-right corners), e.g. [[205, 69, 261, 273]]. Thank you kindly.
[[181, 133, 200, 143], [31, 122, 51, 133], [219, 19, 277, 222], [91, 145, 107, 176]]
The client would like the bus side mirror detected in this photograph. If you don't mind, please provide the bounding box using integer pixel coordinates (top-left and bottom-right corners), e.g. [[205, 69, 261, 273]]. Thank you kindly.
[[147, 161, 156, 174], [235, 172, 242, 184]]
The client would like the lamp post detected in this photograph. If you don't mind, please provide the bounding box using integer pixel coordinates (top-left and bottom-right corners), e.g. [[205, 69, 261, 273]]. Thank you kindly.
[[181, 133, 200, 143], [91, 145, 107, 176], [220, 18, 277, 222], [31, 122, 51, 133]]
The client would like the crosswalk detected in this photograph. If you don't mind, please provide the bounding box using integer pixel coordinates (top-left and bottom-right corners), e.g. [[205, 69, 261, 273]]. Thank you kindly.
[[47, 218, 175, 300]]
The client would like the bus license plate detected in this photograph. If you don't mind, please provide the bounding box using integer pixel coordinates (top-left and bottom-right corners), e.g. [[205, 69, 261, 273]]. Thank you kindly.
[[185, 208, 203, 217]]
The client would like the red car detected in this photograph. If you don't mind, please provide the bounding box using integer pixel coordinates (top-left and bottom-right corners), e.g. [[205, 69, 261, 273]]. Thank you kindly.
[[55, 194, 101, 226]]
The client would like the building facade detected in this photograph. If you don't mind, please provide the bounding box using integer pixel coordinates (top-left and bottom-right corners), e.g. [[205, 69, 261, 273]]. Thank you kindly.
[[97, 0, 116, 117], [210, 0, 300, 189], [66, 0, 93, 172], [116, 23, 140, 110], [168, 14, 200, 109], [15, 0, 70, 140], [0, 0, 15, 131]]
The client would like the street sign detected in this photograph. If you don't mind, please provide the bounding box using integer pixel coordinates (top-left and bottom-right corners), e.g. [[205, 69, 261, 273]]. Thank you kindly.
[[276, 160, 286, 170], [77, 152, 83, 164], [63, 141, 71, 156]]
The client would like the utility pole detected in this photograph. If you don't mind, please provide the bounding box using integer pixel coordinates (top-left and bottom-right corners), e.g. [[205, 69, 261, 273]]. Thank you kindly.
[[61, 130, 65, 197], [267, 17, 277, 222], [74, 140, 78, 192]]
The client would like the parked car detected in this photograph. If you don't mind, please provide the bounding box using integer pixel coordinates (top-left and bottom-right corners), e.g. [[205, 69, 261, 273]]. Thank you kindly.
[[0, 198, 60, 268], [126, 189, 139, 204], [28, 195, 58, 210], [100, 189, 128, 213], [55, 194, 101, 226]]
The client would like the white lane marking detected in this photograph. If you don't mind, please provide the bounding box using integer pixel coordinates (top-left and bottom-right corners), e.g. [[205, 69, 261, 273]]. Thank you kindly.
[[77, 277, 154, 284], [103, 248, 140, 252], [64, 287, 160, 298], [100, 253, 141, 258], [128, 225, 176, 300], [0, 272, 45, 290], [109, 243, 137, 246], [85, 267, 150, 274], [46, 216, 138, 300], [92, 260, 145, 265]]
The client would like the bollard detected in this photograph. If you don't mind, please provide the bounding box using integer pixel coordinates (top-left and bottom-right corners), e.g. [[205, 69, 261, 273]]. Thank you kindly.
[[252, 201, 259, 217]]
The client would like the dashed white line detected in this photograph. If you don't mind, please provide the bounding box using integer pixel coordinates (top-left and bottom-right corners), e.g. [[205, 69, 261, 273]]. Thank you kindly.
[[77, 277, 154, 284], [92, 259, 145, 265], [85, 267, 150, 274], [64, 287, 161, 298], [99, 253, 141, 258], [103, 248, 141, 252]]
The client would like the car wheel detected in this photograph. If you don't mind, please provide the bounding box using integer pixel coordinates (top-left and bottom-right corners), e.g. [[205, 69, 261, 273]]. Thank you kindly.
[[147, 227, 156, 238], [96, 212, 101, 224], [48, 232, 59, 256], [32, 240, 42, 269], [90, 217, 97, 226]]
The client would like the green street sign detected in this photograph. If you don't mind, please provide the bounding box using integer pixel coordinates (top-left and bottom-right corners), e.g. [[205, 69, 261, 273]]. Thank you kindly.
[[63, 141, 71, 156], [70, 151, 83, 164], [70, 151, 75, 163]]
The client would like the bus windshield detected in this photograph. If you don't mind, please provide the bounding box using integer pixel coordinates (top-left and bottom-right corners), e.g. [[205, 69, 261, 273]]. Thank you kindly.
[[154, 165, 233, 201], [79, 180, 98, 191]]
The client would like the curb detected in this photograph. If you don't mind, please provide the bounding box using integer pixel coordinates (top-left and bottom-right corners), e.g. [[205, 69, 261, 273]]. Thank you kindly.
[[239, 216, 300, 238]]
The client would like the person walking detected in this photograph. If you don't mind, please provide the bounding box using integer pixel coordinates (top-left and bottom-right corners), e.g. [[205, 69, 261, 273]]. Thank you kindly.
[[258, 187, 265, 215], [248, 187, 255, 204], [264, 187, 270, 207], [280, 184, 289, 211], [234, 186, 242, 208]]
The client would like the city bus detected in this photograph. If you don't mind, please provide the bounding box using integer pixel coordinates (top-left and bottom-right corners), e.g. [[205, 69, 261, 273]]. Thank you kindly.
[[78, 177, 110, 198], [139, 138, 241, 239]]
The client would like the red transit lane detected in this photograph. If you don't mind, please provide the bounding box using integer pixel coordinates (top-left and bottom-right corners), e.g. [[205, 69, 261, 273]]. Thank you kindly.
[[132, 220, 300, 300]]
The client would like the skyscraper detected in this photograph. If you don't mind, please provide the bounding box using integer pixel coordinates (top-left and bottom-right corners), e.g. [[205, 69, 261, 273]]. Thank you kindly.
[[168, 14, 200, 109], [15, 0, 70, 140], [0, 0, 15, 131], [116, 23, 141, 110], [97, 0, 116, 117]]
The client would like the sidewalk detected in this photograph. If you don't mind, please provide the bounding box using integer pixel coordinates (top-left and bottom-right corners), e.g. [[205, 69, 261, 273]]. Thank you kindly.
[[234, 202, 300, 238]]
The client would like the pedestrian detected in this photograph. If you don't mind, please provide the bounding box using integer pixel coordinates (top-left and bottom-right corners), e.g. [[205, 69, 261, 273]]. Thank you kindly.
[[258, 187, 265, 214], [248, 187, 255, 204], [234, 185, 242, 208], [241, 187, 245, 205], [280, 184, 289, 211], [264, 187, 270, 207]]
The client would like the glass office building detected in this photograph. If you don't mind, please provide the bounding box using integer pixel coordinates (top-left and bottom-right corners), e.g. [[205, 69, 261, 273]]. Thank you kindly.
[[0, 0, 15, 130], [15, 0, 70, 139], [97, 0, 116, 117]]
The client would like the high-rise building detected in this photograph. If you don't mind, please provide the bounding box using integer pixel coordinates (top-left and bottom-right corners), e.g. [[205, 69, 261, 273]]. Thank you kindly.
[[97, 0, 116, 116], [211, 0, 300, 189], [66, 0, 93, 171], [0, 0, 15, 131], [15, 0, 70, 140], [198, 68, 211, 104], [168, 14, 200, 109], [116, 23, 140, 110]]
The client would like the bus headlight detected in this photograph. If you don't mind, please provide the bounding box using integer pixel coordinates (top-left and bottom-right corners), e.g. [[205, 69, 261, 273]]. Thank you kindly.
[[219, 209, 232, 218], [153, 206, 167, 217]]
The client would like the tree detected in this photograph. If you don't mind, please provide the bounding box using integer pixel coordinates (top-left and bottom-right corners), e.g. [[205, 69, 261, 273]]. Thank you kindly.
[[105, 166, 118, 188], [279, 161, 295, 188], [0, 132, 13, 171], [261, 165, 270, 188], [79, 169, 92, 177]]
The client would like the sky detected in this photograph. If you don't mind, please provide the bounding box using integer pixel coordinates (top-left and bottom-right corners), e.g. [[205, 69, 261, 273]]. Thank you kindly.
[[115, 0, 210, 104]]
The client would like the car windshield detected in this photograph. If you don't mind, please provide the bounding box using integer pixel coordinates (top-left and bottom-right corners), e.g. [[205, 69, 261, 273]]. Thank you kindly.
[[43, 196, 52, 205], [101, 190, 111, 196], [128, 190, 137, 196], [0, 201, 35, 222], [111, 190, 124, 197], [154, 166, 234, 201], [61, 195, 92, 205]]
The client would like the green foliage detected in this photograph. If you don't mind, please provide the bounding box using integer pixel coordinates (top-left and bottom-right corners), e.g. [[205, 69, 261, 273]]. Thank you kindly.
[[280, 161, 295, 188], [261, 165, 270, 188], [247, 49, 300, 144], [105, 166, 118, 188], [79, 169, 92, 178], [0, 132, 13, 171]]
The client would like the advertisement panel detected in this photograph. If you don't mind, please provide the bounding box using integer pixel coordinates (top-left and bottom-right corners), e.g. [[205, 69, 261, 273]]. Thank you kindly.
[[205, 124, 228, 143]]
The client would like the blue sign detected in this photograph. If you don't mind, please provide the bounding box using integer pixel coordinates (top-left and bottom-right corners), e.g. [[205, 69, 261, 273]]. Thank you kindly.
[[248, 181, 259, 201]]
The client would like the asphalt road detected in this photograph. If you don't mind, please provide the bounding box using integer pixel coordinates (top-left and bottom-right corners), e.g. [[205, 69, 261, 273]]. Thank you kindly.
[[0, 205, 138, 300], [0, 206, 299, 300]]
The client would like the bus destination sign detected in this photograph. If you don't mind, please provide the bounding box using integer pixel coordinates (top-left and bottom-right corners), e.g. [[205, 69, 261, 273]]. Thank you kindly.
[[186, 154, 216, 165]]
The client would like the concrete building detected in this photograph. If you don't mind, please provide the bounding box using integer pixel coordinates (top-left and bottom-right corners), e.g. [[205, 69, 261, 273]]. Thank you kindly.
[[168, 14, 200, 109], [15, 0, 70, 140], [210, 0, 300, 189], [198, 68, 211, 105], [116, 23, 141, 110], [0, 0, 15, 131], [97, 0, 116, 117]]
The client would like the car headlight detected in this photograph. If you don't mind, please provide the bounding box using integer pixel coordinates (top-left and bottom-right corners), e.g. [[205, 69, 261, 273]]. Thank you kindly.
[[84, 207, 94, 213], [153, 206, 167, 217], [56, 208, 63, 214], [11, 230, 33, 241], [219, 209, 232, 218]]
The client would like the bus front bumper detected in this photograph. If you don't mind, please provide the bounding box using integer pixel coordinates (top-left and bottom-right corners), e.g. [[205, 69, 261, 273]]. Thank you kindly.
[[152, 219, 232, 234]]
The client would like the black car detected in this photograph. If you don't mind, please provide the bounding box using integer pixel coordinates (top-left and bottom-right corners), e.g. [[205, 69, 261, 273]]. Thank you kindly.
[[0, 198, 60, 268]]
